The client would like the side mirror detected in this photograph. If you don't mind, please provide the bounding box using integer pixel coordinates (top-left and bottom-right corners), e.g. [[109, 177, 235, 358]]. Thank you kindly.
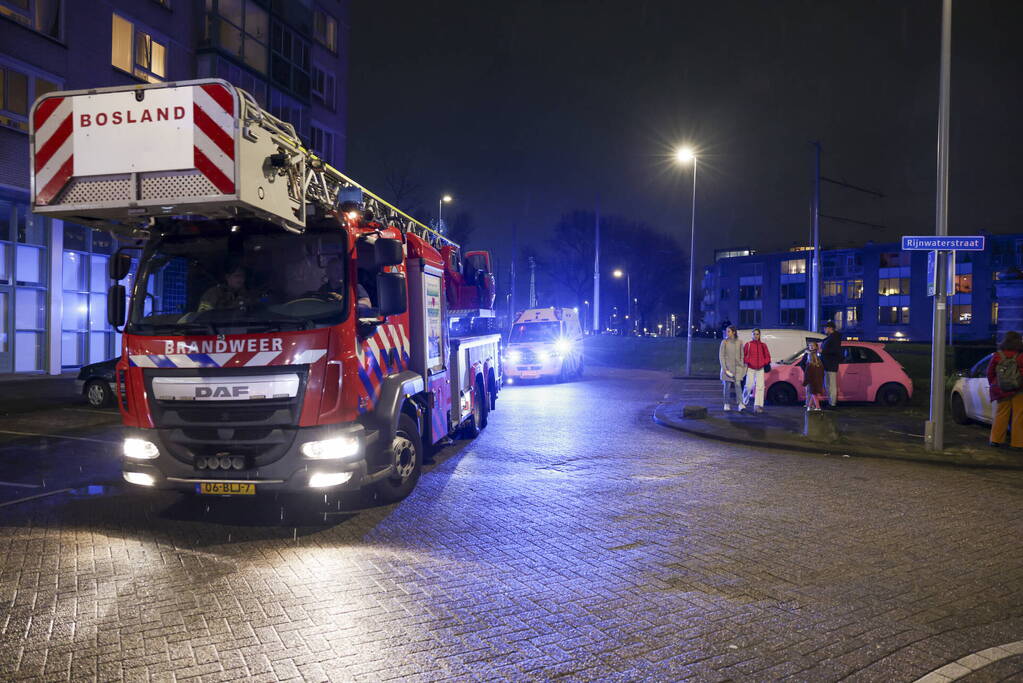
[[376, 272, 407, 316], [356, 235, 403, 269], [108, 285, 126, 328], [109, 251, 132, 281]]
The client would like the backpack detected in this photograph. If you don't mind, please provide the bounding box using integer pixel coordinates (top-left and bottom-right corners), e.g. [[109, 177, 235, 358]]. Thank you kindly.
[[995, 352, 1022, 392]]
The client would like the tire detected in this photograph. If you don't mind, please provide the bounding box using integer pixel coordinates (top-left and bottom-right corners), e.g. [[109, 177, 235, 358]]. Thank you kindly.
[[461, 378, 488, 437], [876, 382, 908, 408], [950, 393, 971, 425], [766, 382, 797, 406], [374, 413, 423, 504], [85, 380, 113, 408]]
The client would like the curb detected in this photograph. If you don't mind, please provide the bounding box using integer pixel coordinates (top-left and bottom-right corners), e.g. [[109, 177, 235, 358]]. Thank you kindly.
[[653, 403, 1023, 471]]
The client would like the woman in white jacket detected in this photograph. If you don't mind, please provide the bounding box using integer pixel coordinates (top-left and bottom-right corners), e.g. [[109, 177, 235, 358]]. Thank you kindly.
[[718, 325, 746, 411]]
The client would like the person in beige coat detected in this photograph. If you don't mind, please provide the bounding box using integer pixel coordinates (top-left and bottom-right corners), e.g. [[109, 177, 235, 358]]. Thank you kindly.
[[718, 325, 746, 411]]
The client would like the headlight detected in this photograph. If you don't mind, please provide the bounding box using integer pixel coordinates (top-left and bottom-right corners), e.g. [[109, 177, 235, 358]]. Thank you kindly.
[[123, 438, 159, 460], [508, 349, 522, 363], [301, 435, 360, 460], [554, 338, 573, 355], [309, 472, 353, 488], [123, 471, 156, 486]]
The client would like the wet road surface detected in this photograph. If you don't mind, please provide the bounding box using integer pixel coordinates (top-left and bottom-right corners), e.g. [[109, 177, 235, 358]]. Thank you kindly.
[[1, 368, 1022, 680]]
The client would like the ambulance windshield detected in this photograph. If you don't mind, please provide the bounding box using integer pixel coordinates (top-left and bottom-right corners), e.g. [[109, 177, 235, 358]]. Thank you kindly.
[[127, 224, 352, 335], [510, 322, 561, 343]]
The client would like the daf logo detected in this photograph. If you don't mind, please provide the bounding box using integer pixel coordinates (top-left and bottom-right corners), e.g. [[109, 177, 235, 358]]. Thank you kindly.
[[195, 385, 249, 398]]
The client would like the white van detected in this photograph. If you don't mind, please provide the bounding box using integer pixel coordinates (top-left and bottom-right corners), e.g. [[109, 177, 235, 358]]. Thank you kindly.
[[738, 328, 825, 363], [505, 308, 584, 382]]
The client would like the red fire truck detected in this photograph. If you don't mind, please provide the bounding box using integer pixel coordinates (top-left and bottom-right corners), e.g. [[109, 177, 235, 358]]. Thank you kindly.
[[30, 79, 501, 502]]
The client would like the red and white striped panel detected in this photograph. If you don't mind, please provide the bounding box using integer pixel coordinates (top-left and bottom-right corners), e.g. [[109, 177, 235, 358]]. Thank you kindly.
[[193, 83, 235, 195], [33, 97, 73, 206]]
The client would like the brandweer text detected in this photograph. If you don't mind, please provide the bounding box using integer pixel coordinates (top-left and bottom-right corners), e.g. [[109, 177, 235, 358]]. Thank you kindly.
[[163, 338, 283, 354]]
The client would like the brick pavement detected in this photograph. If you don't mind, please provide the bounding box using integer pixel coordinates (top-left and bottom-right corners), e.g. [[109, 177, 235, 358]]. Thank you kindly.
[[1, 367, 1022, 681]]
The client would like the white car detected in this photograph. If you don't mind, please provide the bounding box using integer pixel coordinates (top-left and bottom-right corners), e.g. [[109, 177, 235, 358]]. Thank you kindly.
[[950, 353, 994, 425]]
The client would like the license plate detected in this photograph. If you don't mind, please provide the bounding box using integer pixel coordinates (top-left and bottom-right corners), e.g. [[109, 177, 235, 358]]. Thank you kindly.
[[197, 482, 255, 495], [520, 373, 539, 379]]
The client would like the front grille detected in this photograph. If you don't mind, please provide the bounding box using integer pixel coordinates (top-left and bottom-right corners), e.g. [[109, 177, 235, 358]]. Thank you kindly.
[[518, 349, 538, 364], [143, 367, 308, 467]]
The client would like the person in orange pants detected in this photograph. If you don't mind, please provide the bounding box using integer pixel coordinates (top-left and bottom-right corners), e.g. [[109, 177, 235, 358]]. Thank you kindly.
[[987, 331, 1023, 448]]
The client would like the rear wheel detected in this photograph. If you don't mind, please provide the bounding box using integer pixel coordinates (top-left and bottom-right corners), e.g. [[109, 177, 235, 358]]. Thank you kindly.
[[374, 413, 423, 504], [876, 383, 908, 408], [461, 378, 488, 437], [85, 380, 113, 408], [766, 382, 797, 406], [950, 393, 971, 425]]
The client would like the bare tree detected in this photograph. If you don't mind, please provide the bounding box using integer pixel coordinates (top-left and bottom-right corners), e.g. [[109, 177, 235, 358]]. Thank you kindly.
[[380, 152, 422, 210]]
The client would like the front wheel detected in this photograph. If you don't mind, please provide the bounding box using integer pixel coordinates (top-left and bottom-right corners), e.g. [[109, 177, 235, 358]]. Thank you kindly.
[[876, 383, 908, 408], [950, 393, 971, 425], [766, 382, 797, 406], [85, 380, 113, 408], [374, 413, 423, 504]]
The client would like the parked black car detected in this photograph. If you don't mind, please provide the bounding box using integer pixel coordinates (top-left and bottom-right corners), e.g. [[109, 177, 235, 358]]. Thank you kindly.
[[75, 358, 120, 408]]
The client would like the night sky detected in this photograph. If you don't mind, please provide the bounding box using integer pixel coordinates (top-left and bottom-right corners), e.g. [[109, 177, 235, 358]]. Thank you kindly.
[[346, 1, 1023, 285]]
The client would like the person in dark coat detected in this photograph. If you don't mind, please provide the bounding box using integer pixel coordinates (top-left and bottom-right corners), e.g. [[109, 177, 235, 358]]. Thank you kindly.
[[819, 321, 843, 408], [987, 330, 1023, 448]]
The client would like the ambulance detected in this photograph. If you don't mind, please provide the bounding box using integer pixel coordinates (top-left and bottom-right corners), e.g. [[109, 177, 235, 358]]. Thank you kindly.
[[505, 308, 584, 382]]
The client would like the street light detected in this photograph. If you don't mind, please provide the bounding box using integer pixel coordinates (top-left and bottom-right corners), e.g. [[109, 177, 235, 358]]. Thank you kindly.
[[438, 194, 453, 232], [613, 269, 632, 334], [675, 146, 698, 376]]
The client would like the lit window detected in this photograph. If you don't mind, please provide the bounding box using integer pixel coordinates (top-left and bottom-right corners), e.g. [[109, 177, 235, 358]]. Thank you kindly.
[[0, 0, 62, 39], [847, 279, 863, 299], [780, 258, 806, 275], [313, 9, 338, 52], [111, 14, 167, 83], [993, 302, 999, 324], [954, 273, 972, 294], [879, 306, 910, 325], [822, 280, 843, 298], [879, 277, 910, 296], [951, 304, 972, 325], [845, 306, 861, 327]]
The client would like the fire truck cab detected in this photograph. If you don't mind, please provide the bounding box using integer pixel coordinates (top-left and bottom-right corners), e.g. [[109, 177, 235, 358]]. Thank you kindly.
[[505, 307, 584, 383], [29, 79, 501, 502]]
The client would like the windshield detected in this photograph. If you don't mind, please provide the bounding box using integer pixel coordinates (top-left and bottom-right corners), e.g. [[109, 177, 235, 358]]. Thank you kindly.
[[127, 225, 352, 335], [510, 321, 561, 343], [780, 349, 807, 365]]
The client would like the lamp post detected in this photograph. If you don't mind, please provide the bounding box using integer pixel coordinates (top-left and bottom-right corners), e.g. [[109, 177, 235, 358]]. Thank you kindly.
[[438, 194, 452, 233], [613, 269, 631, 334], [675, 147, 698, 376]]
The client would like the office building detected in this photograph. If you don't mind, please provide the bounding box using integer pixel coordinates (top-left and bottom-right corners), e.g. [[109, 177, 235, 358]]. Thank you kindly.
[[702, 235, 1022, 343]]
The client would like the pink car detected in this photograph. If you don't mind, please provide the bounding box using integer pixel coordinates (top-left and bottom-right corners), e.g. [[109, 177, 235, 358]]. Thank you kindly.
[[764, 341, 913, 407]]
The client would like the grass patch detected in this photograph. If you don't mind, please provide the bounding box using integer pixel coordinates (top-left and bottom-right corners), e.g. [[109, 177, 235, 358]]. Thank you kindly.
[[584, 336, 721, 375]]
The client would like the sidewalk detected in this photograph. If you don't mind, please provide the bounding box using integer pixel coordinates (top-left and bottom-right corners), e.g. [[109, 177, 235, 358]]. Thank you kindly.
[[655, 377, 1023, 470]]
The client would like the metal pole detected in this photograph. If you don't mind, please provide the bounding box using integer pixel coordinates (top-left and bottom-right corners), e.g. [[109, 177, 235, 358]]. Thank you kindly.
[[593, 205, 600, 334], [438, 198, 443, 233], [811, 142, 821, 331], [926, 0, 952, 452], [685, 159, 697, 375], [626, 273, 631, 334]]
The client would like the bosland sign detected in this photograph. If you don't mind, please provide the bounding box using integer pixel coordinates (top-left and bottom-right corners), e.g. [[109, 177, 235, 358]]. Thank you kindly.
[[901, 235, 985, 251]]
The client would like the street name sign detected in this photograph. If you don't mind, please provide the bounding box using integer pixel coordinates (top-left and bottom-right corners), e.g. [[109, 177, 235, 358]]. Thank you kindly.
[[902, 235, 985, 251]]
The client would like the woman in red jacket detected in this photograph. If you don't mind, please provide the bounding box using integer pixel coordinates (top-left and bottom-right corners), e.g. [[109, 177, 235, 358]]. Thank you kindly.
[[987, 330, 1023, 448], [742, 328, 772, 414]]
